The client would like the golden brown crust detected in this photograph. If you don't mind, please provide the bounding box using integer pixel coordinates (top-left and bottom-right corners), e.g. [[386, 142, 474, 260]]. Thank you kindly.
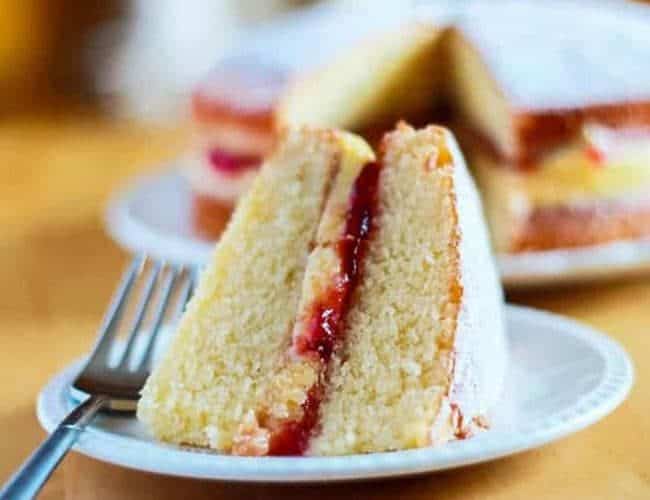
[[510, 197, 650, 252], [192, 193, 234, 240]]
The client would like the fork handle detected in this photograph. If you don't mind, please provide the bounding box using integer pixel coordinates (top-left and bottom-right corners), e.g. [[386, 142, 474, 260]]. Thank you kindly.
[[0, 395, 107, 500]]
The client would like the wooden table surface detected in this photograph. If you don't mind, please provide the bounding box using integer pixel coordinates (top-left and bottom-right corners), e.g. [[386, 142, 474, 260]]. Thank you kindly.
[[1, 113, 649, 499]]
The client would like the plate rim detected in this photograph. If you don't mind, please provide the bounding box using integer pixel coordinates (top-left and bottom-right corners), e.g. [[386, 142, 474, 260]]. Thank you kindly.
[[105, 168, 213, 265], [36, 305, 634, 482], [105, 168, 650, 289]]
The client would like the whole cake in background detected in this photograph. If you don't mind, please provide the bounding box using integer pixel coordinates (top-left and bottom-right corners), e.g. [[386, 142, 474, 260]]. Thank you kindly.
[[278, 1, 650, 254], [448, 4, 650, 252], [138, 123, 507, 456], [184, 57, 287, 239]]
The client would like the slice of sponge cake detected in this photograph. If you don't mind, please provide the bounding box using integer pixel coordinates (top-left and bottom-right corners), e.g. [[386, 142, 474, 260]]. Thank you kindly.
[[139, 124, 506, 456]]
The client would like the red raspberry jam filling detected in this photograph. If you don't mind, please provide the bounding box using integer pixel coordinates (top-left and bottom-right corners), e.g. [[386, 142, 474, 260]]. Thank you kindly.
[[207, 148, 262, 176], [268, 161, 381, 455]]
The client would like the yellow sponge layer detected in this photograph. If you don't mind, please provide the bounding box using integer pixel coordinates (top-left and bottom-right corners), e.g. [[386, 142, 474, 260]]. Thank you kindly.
[[310, 124, 461, 455], [277, 24, 442, 132]]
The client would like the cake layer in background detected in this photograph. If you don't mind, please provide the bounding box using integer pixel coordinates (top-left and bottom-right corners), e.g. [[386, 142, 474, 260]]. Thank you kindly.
[[446, 1, 650, 251], [278, 9, 650, 171], [184, 57, 288, 239], [469, 140, 650, 253], [276, 23, 443, 139], [139, 124, 506, 456]]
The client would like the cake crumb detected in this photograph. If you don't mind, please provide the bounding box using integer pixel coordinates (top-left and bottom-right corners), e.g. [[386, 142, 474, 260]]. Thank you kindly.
[[232, 411, 270, 456]]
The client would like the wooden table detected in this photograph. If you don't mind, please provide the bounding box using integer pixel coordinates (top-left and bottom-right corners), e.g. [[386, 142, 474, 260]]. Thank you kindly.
[[1, 113, 648, 499]]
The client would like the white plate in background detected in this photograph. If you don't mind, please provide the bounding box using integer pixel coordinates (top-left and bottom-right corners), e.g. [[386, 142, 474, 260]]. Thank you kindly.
[[500, 241, 650, 288], [106, 169, 213, 265], [105, 169, 650, 288], [38, 305, 633, 482]]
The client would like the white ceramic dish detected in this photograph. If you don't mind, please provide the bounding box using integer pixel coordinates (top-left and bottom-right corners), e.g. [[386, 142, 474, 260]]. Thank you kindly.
[[105, 169, 650, 288], [37, 305, 633, 482]]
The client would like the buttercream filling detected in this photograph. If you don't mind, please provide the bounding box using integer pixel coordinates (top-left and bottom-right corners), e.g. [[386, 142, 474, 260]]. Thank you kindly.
[[522, 125, 650, 206], [267, 161, 381, 456], [472, 124, 650, 210]]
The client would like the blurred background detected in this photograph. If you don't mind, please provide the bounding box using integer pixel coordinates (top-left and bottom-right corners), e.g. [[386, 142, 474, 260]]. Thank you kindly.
[[2, 1, 650, 498], [0, 0, 342, 119], [2, 0, 649, 113]]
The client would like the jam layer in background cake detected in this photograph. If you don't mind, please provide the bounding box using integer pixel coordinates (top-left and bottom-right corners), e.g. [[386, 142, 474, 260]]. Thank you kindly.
[[186, 59, 288, 238]]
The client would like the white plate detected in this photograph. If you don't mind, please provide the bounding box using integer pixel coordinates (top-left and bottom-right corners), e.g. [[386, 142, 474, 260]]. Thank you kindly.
[[37, 305, 633, 482], [105, 169, 650, 288]]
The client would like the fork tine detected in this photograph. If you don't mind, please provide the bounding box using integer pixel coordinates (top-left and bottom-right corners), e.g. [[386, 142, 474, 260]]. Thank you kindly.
[[89, 254, 146, 362], [117, 260, 163, 368], [137, 267, 189, 370], [174, 265, 195, 321]]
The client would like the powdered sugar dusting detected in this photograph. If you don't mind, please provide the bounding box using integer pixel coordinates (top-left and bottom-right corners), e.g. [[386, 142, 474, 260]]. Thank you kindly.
[[443, 130, 508, 437], [455, 0, 650, 110]]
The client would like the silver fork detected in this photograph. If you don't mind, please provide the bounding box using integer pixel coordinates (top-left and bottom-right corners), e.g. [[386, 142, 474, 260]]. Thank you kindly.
[[0, 254, 194, 500]]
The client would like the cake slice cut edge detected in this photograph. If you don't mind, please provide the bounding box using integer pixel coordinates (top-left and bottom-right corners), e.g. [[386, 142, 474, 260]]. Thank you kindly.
[[136, 126, 375, 452], [275, 23, 443, 134]]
